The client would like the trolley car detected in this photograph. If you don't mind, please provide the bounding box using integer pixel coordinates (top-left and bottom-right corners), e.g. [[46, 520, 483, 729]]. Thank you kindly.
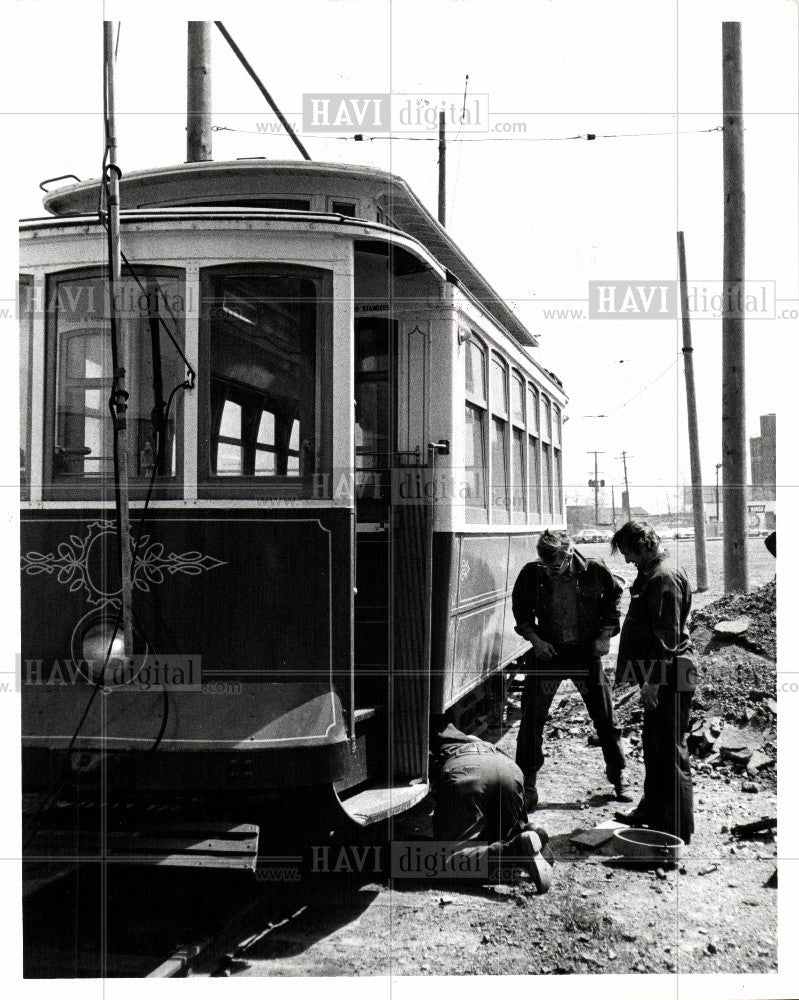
[[20, 159, 567, 866]]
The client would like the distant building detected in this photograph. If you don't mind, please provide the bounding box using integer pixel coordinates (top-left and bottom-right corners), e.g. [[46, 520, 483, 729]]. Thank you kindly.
[[750, 413, 776, 501], [677, 414, 776, 536]]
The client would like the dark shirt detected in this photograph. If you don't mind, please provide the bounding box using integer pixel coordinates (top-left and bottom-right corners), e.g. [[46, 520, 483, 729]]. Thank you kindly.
[[615, 557, 696, 689], [549, 569, 581, 645], [512, 549, 623, 652]]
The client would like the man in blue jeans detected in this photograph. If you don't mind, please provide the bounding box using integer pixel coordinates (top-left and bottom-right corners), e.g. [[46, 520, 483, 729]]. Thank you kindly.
[[512, 529, 628, 810], [431, 722, 552, 891], [611, 521, 696, 843]]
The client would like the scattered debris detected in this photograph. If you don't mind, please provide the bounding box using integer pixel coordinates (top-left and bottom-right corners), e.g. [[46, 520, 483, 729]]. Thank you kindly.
[[714, 617, 751, 636], [692, 579, 776, 660], [730, 817, 776, 840]]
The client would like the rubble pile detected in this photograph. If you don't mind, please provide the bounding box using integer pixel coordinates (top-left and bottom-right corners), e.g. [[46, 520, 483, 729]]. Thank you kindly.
[[691, 579, 776, 660]]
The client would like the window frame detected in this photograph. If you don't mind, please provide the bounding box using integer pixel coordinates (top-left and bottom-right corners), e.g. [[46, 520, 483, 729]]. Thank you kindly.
[[197, 262, 334, 500], [463, 330, 489, 522], [19, 274, 34, 501], [526, 381, 541, 524], [43, 265, 186, 502], [510, 369, 526, 524]]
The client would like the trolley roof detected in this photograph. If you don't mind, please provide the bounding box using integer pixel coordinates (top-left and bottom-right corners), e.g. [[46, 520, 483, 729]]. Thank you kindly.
[[42, 159, 538, 349]]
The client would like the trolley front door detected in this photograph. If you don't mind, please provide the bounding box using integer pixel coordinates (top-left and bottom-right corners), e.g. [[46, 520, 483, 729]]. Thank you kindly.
[[354, 317, 431, 782]]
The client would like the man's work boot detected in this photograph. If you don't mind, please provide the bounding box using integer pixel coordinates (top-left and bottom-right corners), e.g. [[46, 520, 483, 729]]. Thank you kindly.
[[607, 767, 633, 802], [523, 822, 554, 866], [614, 801, 652, 826], [512, 831, 552, 894]]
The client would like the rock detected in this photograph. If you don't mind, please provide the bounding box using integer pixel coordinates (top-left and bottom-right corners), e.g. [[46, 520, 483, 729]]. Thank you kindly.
[[727, 748, 754, 767], [706, 942, 718, 954], [765, 699, 778, 715], [742, 781, 759, 793], [698, 864, 719, 875], [708, 717, 723, 736], [714, 616, 751, 636], [747, 751, 773, 774], [716, 726, 751, 752], [748, 688, 769, 701], [438, 895, 454, 906]]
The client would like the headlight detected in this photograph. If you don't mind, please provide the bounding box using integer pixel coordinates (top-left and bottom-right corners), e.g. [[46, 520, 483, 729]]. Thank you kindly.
[[81, 621, 126, 682]]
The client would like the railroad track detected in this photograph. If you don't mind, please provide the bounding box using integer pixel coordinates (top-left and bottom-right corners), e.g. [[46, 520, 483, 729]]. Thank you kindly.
[[22, 858, 317, 978]]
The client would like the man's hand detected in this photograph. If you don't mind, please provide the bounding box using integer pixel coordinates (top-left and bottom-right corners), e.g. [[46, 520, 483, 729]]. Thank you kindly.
[[530, 634, 557, 662], [592, 636, 611, 656], [640, 682, 659, 710]]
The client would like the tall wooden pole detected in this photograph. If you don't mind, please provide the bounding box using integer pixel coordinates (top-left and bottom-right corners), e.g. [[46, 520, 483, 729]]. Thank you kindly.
[[438, 110, 446, 225], [677, 231, 709, 591], [104, 21, 134, 656], [187, 22, 213, 162], [588, 450, 604, 526], [620, 450, 631, 521], [721, 21, 748, 592]]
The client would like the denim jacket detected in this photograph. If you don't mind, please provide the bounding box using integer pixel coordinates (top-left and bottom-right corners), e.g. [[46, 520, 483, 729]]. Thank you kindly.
[[511, 549, 623, 652]]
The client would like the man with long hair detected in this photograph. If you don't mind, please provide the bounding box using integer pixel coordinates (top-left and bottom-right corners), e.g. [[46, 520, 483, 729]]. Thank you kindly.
[[610, 521, 696, 843], [511, 529, 627, 811]]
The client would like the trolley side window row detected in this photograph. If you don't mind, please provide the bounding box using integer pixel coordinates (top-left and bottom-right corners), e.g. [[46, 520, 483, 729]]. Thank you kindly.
[[463, 327, 563, 526]]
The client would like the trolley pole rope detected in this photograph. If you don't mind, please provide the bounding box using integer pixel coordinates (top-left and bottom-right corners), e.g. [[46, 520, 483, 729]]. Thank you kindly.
[[104, 20, 134, 656]]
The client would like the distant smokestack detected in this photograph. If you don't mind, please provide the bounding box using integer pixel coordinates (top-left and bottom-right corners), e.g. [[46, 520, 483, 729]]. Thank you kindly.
[[187, 22, 212, 162]]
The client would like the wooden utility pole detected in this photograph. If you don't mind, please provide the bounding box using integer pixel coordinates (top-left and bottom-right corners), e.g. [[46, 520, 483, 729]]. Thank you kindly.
[[438, 110, 446, 225], [721, 21, 748, 592], [620, 451, 631, 521], [103, 21, 134, 656], [677, 231, 709, 591], [187, 22, 213, 162], [587, 450, 604, 525]]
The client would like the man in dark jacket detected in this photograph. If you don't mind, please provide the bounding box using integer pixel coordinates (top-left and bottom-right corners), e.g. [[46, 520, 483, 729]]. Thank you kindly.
[[611, 521, 696, 843], [511, 529, 628, 810]]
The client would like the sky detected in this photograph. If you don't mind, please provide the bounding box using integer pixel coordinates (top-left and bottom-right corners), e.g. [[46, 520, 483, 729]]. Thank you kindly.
[[1, 0, 797, 516]]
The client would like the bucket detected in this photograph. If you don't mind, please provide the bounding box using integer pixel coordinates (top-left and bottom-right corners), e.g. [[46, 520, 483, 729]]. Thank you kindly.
[[611, 827, 684, 864]]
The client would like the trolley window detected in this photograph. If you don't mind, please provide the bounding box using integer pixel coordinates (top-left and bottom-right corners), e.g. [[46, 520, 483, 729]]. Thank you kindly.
[[553, 402, 563, 518], [199, 265, 332, 496], [541, 441, 553, 520], [510, 370, 526, 524], [489, 353, 510, 523], [19, 276, 33, 497], [46, 269, 185, 497], [527, 383, 541, 522], [463, 332, 488, 521]]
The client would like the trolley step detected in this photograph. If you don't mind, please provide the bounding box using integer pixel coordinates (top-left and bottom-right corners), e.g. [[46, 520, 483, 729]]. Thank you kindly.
[[337, 781, 429, 825]]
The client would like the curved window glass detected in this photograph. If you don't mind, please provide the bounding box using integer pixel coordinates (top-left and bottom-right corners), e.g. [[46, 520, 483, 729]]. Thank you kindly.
[[19, 276, 33, 495], [200, 265, 332, 496], [48, 269, 185, 493]]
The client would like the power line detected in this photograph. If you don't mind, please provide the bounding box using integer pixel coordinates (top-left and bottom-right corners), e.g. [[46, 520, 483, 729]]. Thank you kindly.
[[212, 124, 724, 143]]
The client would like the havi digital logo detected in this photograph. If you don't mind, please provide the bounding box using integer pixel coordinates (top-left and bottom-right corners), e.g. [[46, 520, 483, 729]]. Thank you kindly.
[[303, 93, 390, 133]]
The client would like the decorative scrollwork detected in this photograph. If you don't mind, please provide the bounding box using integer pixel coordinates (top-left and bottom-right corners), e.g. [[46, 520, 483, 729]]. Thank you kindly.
[[21, 520, 226, 605]]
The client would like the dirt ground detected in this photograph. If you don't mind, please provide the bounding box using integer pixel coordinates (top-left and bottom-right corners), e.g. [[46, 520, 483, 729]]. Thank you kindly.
[[216, 569, 778, 978]]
